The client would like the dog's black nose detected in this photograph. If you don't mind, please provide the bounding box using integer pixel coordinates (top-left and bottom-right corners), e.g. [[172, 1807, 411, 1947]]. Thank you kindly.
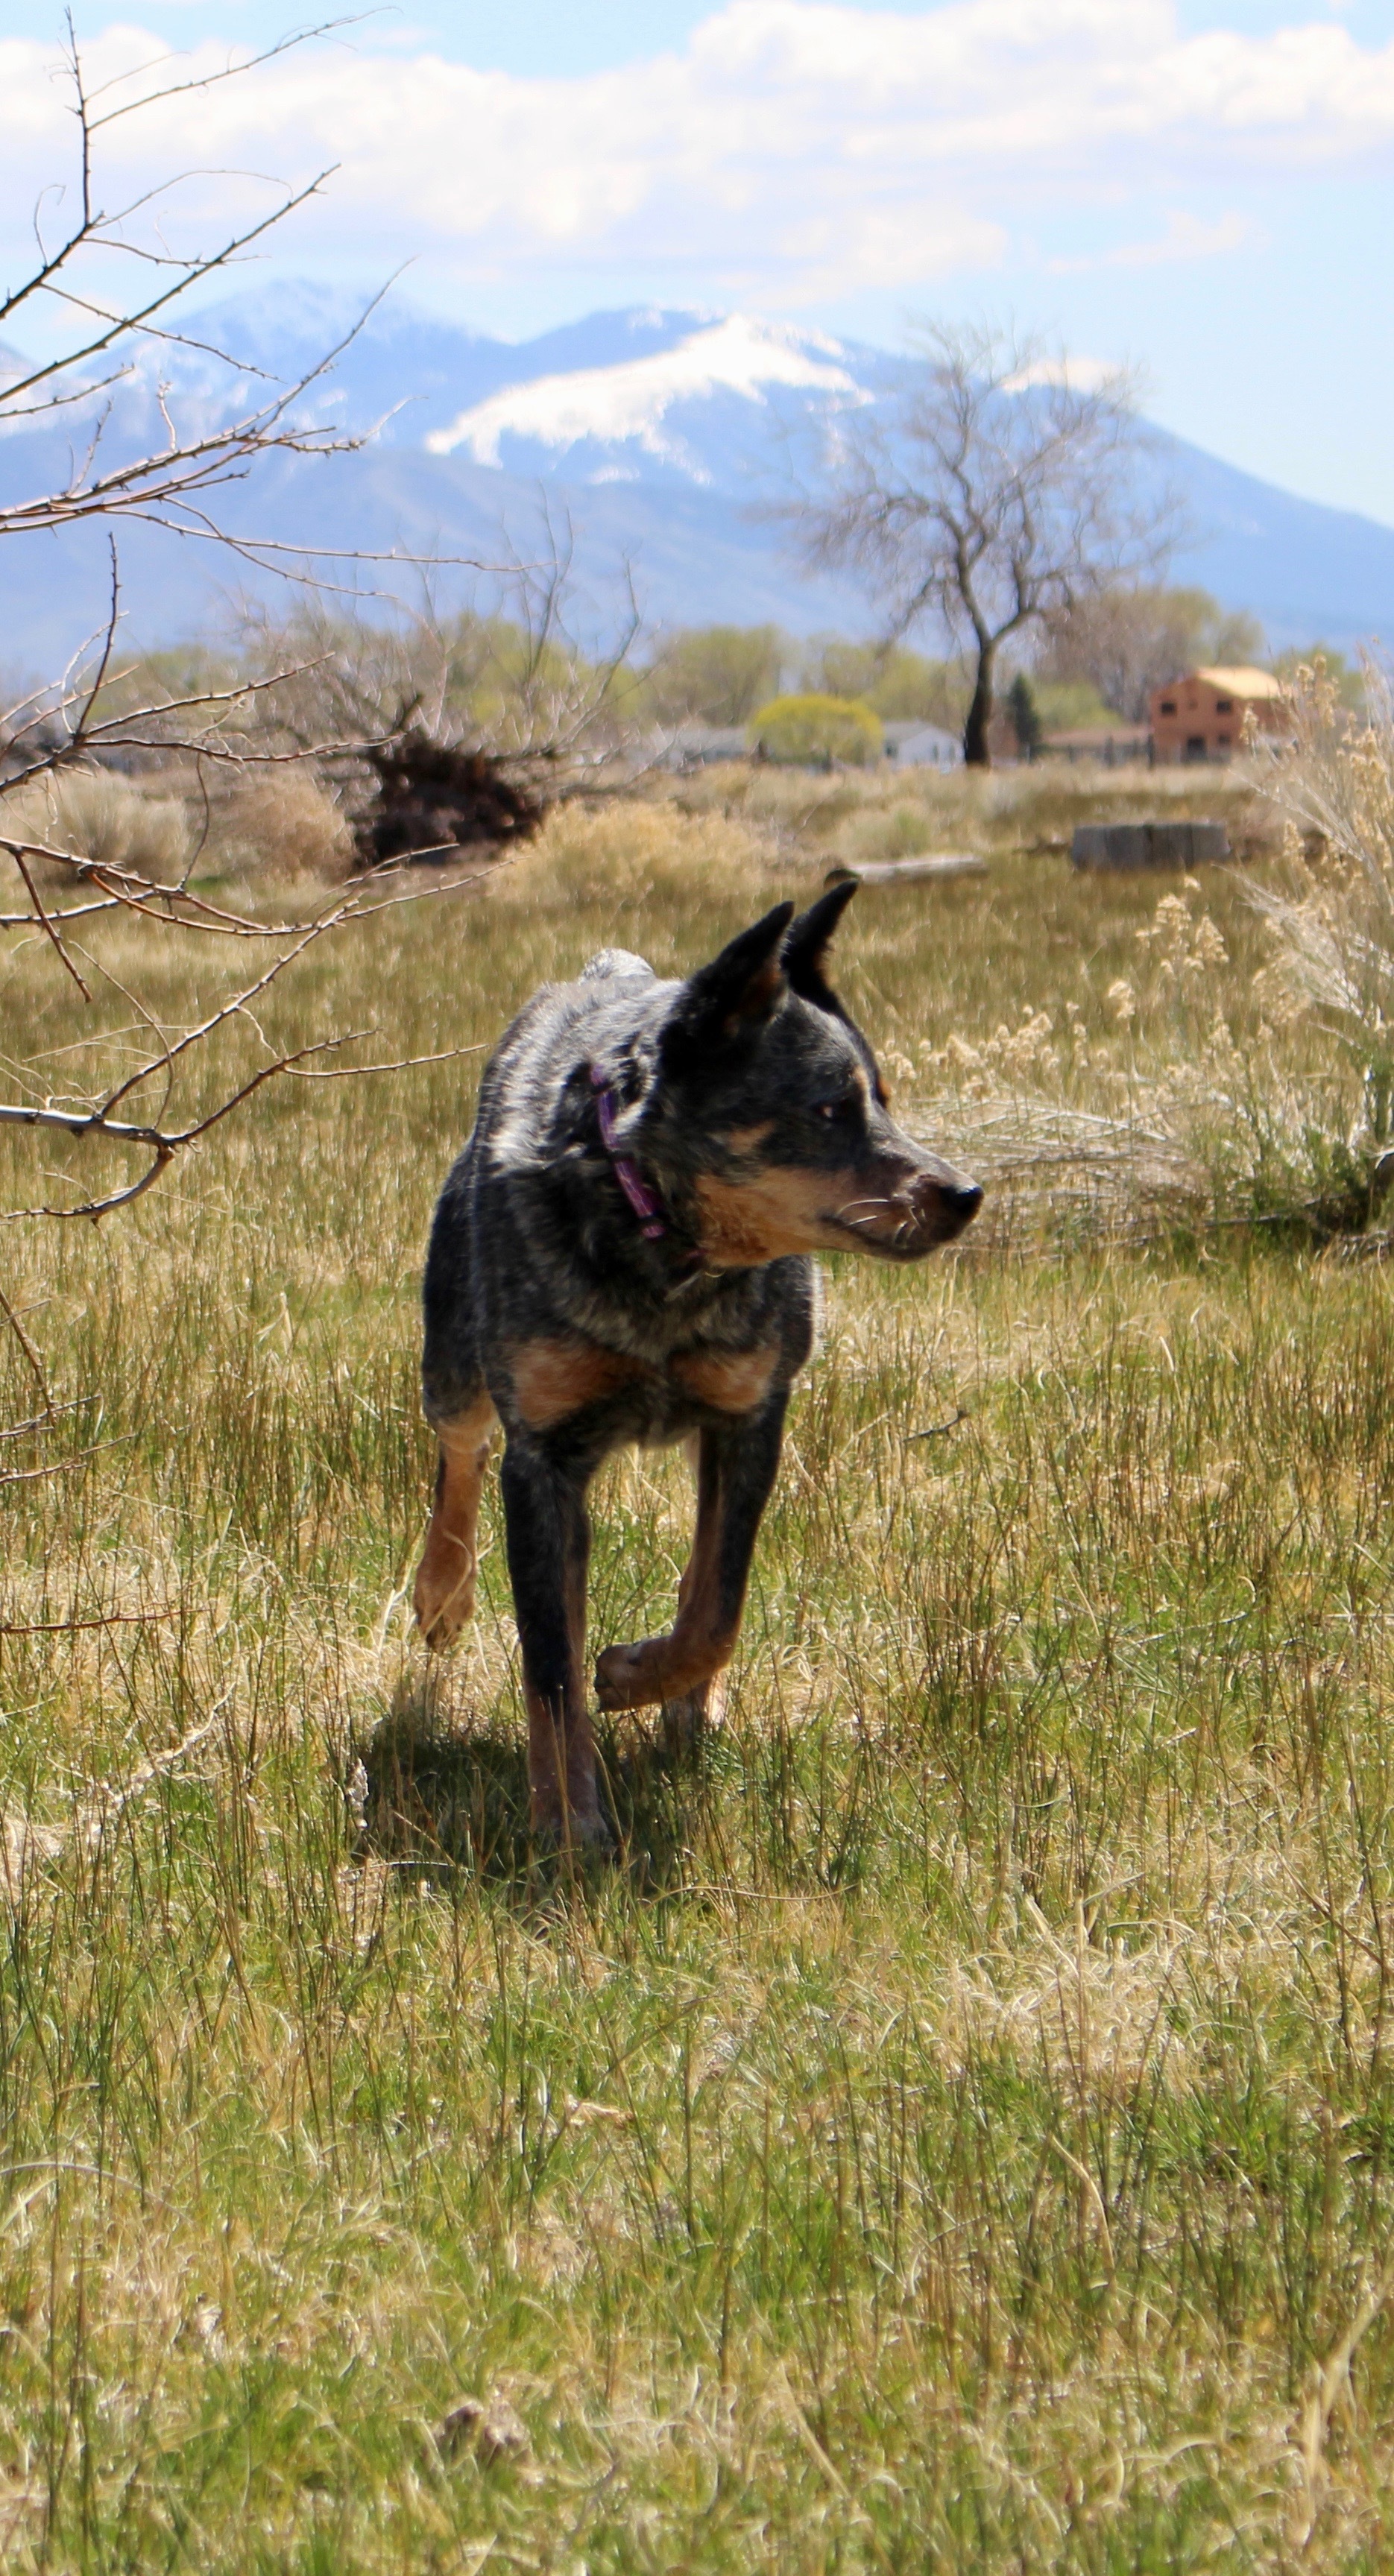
[[906, 1165, 984, 1243], [925, 1175, 983, 1242]]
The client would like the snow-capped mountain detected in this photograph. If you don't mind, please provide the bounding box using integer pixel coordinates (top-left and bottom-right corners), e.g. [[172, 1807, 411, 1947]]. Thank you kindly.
[[0, 284, 1390, 672], [423, 314, 862, 481]]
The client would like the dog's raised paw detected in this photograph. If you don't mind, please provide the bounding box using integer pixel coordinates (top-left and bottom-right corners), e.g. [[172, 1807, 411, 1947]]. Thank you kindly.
[[594, 1640, 666, 1711], [412, 1579, 475, 1650]]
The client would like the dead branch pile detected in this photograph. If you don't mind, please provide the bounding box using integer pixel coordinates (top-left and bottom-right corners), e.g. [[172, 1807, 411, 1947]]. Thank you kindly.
[[351, 727, 543, 867]]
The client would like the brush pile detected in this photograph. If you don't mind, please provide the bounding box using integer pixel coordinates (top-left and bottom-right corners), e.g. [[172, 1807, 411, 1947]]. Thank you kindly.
[[350, 728, 544, 868]]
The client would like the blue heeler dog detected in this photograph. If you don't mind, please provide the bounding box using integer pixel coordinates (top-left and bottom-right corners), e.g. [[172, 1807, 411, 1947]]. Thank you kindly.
[[412, 885, 982, 1846]]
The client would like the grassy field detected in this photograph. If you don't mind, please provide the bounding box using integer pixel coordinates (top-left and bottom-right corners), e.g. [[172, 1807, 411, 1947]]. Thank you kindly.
[[4, 768, 1394, 2569]]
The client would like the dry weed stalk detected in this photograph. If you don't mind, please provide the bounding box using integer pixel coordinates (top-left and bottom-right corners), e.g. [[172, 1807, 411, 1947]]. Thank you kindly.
[[1249, 657, 1394, 1152], [879, 885, 1251, 1240]]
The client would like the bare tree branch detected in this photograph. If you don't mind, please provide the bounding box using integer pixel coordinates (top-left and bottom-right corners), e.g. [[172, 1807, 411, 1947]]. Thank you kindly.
[[0, 21, 505, 1295]]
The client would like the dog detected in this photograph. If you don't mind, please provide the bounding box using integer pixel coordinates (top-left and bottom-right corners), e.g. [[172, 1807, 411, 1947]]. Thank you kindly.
[[411, 883, 982, 1846]]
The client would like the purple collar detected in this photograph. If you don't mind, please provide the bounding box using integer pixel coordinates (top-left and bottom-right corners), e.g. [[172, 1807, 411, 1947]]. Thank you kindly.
[[590, 1066, 666, 1240]]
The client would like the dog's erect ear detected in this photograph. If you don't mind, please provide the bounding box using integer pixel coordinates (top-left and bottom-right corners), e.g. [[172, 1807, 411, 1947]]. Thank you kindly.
[[782, 877, 858, 1014], [660, 903, 795, 1072]]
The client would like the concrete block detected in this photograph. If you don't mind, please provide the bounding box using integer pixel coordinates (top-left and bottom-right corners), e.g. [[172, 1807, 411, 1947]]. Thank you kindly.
[[1070, 820, 1230, 871]]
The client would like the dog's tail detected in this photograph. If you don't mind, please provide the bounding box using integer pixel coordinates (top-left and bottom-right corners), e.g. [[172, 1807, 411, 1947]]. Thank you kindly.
[[579, 949, 655, 985]]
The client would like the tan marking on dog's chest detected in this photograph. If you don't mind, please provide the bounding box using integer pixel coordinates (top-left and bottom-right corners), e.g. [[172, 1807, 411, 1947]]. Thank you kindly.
[[508, 1337, 641, 1428], [671, 1345, 780, 1412], [693, 1167, 862, 1264]]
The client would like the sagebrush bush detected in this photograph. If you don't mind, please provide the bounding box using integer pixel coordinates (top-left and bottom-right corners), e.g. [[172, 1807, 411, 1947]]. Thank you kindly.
[[1249, 659, 1394, 1183], [0, 765, 193, 880], [502, 795, 775, 912], [202, 767, 353, 883]]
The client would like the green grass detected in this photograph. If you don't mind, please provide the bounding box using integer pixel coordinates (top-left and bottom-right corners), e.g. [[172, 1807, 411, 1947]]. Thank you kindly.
[[3, 790, 1394, 2568]]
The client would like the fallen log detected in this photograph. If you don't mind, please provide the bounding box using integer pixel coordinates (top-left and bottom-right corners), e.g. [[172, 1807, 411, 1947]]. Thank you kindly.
[[824, 853, 986, 888]]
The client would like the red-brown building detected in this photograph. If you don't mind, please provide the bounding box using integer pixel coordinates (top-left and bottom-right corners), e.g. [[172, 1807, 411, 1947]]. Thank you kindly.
[[1149, 666, 1289, 764]]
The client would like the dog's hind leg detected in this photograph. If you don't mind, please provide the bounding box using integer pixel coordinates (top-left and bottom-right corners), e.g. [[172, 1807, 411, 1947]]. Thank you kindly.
[[596, 1401, 788, 1714], [498, 1440, 608, 1849], [413, 1390, 498, 1647]]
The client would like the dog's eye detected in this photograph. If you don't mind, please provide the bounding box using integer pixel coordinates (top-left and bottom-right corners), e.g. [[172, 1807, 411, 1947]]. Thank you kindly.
[[813, 1099, 844, 1122]]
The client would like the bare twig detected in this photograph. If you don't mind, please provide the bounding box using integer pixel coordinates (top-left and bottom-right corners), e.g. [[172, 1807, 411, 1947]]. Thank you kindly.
[[0, 1289, 56, 1422], [5, 843, 93, 999], [0, 1610, 176, 1636]]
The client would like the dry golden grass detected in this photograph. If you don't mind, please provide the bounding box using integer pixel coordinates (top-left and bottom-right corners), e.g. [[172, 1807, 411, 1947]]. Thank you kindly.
[[0, 766, 195, 882], [3, 777, 1394, 2569]]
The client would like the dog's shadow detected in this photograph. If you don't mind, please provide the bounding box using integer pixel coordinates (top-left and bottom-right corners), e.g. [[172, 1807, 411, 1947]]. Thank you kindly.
[[345, 1675, 710, 1888]]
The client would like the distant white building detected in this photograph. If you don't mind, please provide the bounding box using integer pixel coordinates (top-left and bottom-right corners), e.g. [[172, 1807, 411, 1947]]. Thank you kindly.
[[662, 724, 749, 768], [882, 721, 962, 771]]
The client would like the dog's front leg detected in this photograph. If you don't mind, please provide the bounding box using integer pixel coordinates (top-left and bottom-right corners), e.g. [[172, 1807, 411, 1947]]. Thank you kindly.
[[498, 1439, 607, 1848], [595, 1398, 788, 1714]]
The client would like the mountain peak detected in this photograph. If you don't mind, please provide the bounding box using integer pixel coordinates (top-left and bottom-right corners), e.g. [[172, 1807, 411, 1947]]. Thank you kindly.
[[0, 285, 1387, 657]]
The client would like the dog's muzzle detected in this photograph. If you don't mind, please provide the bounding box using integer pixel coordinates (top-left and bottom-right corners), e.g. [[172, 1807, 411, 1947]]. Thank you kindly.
[[904, 1166, 984, 1246]]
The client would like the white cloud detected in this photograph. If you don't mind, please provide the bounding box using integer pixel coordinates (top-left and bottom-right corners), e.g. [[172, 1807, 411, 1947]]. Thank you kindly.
[[0, 3, 1390, 306], [1049, 209, 1261, 273]]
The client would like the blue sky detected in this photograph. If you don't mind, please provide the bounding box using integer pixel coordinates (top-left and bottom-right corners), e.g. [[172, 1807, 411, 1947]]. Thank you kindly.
[[1, 1, 1392, 525]]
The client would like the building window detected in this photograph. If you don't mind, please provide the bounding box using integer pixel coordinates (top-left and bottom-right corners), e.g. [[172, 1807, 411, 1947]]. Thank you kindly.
[[1159, 700, 1176, 715], [1217, 733, 1231, 746], [1215, 698, 1233, 714]]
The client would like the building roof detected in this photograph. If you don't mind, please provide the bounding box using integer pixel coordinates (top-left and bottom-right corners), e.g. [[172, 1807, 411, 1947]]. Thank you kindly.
[[884, 719, 959, 745], [1041, 726, 1149, 748], [1186, 667, 1287, 699]]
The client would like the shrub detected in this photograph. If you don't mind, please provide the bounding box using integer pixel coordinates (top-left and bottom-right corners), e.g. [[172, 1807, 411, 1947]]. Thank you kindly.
[[1245, 657, 1394, 1217], [747, 692, 883, 766], [1007, 673, 1043, 757], [204, 769, 353, 883], [505, 798, 770, 913], [0, 766, 192, 880]]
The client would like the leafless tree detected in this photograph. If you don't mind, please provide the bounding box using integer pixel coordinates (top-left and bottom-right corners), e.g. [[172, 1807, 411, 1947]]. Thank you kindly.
[[785, 322, 1171, 766], [0, 19, 491, 1438], [1037, 586, 1265, 724], [0, 17, 398, 569]]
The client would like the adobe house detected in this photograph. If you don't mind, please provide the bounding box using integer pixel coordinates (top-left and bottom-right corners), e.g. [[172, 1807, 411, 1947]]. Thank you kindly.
[[1149, 666, 1289, 764]]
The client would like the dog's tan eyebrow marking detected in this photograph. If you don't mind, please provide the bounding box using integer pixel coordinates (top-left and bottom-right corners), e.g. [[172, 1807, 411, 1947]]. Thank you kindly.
[[672, 1345, 781, 1413], [507, 1337, 641, 1429], [721, 1120, 776, 1153], [851, 1061, 892, 1109]]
